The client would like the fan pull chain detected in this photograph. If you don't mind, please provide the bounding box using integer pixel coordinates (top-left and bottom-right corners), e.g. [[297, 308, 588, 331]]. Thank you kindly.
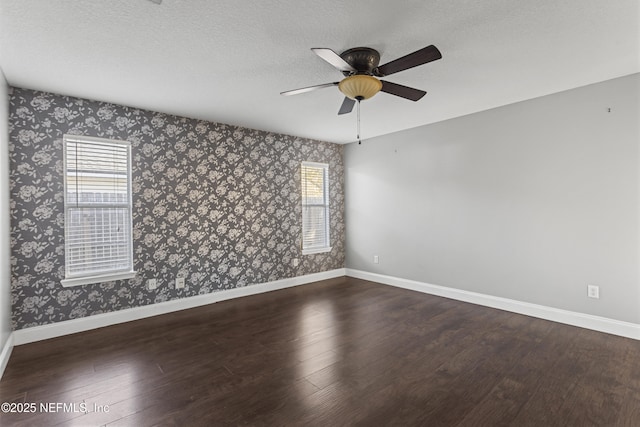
[[357, 99, 361, 145]]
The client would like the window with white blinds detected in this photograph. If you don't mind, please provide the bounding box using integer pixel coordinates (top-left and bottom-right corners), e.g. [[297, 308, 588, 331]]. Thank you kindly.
[[62, 135, 135, 287], [301, 162, 331, 254]]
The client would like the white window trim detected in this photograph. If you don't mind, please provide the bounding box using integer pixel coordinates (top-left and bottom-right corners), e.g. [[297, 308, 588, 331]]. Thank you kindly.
[[62, 134, 136, 287], [61, 271, 136, 288], [301, 161, 331, 255], [302, 246, 332, 256]]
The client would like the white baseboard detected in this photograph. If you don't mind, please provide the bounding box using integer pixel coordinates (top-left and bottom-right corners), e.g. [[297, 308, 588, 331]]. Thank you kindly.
[[0, 333, 14, 380], [13, 268, 346, 346], [12, 267, 638, 350], [346, 269, 640, 340]]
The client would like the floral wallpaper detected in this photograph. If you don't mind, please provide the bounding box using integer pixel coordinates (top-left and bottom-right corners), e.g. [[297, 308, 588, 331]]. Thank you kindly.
[[9, 88, 344, 330]]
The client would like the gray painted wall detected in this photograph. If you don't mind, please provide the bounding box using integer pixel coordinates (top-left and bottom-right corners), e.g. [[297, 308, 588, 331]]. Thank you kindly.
[[345, 73, 640, 324], [9, 88, 344, 330], [0, 69, 10, 349]]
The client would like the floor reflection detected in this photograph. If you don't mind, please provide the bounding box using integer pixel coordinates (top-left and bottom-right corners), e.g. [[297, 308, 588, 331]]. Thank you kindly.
[[296, 299, 339, 377], [56, 359, 141, 425]]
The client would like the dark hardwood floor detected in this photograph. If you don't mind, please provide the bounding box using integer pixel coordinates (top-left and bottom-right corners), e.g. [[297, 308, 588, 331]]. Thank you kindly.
[[1, 276, 639, 426]]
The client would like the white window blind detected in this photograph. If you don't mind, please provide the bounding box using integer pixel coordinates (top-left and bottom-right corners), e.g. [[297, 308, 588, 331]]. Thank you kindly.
[[62, 135, 134, 286], [301, 162, 331, 254]]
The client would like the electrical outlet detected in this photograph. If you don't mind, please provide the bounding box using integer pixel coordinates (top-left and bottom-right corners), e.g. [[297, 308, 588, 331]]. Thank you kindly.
[[148, 279, 157, 290], [176, 277, 185, 289], [588, 285, 599, 299], [373, 255, 379, 264], [293, 258, 299, 267]]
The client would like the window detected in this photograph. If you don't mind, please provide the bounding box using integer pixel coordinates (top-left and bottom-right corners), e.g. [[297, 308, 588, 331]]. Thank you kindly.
[[301, 162, 331, 254], [61, 135, 135, 287]]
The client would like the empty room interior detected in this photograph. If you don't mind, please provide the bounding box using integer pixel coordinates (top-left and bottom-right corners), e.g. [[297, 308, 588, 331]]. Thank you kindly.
[[0, 1, 639, 425]]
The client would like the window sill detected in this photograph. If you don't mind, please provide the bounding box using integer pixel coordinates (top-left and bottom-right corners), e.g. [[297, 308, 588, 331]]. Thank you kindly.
[[61, 271, 137, 287], [302, 246, 332, 255]]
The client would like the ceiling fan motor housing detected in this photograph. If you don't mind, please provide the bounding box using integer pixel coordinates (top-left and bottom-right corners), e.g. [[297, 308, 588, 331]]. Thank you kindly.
[[339, 47, 381, 75]]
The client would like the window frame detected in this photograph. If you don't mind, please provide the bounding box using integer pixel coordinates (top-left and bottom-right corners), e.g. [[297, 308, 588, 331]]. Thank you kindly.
[[61, 134, 136, 287], [301, 161, 332, 255]]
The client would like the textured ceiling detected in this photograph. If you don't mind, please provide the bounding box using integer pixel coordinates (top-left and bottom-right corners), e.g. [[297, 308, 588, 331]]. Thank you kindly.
[[0, 0, 638, 143]]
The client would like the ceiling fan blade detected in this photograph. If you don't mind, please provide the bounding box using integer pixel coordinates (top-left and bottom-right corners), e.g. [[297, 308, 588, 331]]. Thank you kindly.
[[280, 82, 339, 96], [312, 48, 357, 73], [338, 97, 355, 115], [375, 45, 442, 77], [380, 81, 426, 101]]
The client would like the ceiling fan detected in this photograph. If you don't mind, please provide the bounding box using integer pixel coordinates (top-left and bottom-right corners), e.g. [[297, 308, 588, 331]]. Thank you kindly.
[[280, 45, 442, 115]]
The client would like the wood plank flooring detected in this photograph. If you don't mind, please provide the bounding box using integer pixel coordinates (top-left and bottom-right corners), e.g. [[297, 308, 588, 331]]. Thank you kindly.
[[1, 276, 639, 426]]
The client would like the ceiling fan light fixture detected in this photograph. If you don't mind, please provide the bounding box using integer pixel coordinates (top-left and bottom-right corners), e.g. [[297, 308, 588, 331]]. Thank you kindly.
[[338, 75, 382, 100]]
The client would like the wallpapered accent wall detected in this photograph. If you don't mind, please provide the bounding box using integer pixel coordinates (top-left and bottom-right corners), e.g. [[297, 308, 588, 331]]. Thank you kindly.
[[9, 88, 345, 330]]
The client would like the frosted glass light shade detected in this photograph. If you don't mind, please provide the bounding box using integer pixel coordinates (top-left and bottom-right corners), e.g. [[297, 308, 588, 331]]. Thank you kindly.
[[338, 75, 382, 100]]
